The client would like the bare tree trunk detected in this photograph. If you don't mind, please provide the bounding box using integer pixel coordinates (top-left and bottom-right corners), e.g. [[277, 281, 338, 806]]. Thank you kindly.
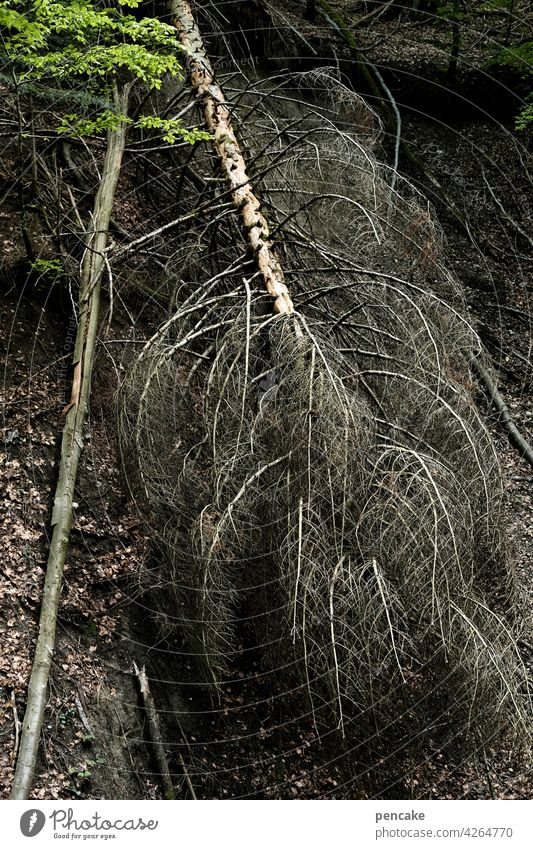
[[10, 85, 129, 801], [472, 358, 533, 470], [504, 0, 514, 46], [133, 663, 177, 800], [305, 0, 317, 21], [446, 0, 461, 84], [354, 0, 395, 28], [170, 0, 294, 317]]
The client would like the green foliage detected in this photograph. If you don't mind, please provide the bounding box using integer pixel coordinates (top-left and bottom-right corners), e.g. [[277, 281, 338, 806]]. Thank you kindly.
[[68, 765, 91, 780], [56, 109, 210, 143], [479, 0, 511, 10], [483, 40, 533, 131], [1, 0, 183, 87], [57, 110, 132, 137], [81, 734, 95, 745], [436, 3, 465, 23], [137, 114, 210, 145], [57, 705, 76, 727], [26, 43, 182, 88], [30, 257, 66, 278], [515, 98, 533, 131], [0, 0, 209, 144], [488, 41, 533, 131], [493, 41, 533, 71]]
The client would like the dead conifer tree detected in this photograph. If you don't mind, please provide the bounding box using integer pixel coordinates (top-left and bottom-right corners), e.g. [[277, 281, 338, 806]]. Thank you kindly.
[[118, 2, 531, 790]]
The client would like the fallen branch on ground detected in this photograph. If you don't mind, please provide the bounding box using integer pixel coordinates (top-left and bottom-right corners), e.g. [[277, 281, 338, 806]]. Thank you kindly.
[[133, 662, 175, 800], [472, 357, 533, 469]]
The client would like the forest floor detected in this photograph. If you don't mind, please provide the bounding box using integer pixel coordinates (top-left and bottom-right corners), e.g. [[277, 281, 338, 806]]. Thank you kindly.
[[0, 0, 532, 799]]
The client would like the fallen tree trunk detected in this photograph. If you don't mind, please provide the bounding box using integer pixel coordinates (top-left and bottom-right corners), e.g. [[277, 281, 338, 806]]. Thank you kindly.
[[472, 357, 533, 470], [133, 663, 176, 800], [170, 0, 294, 317], [10, 86, 129, 801]]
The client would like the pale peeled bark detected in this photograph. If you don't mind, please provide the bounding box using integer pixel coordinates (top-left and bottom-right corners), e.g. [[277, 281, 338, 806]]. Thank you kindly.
[[10, 89, 128, 800], [170, 0, 295, 317]]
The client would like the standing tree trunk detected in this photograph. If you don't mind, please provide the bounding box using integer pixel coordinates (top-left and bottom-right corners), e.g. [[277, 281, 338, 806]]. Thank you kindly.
[[504, 0, 514, 46], [446, 0, 461, 83], [10, 85, 129, 800]]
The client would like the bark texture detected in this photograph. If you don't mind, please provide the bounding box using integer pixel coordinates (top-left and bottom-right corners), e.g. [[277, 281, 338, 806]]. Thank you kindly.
[[10, 88, 128, 800], [170, 0, 295, 317], [133, 663, 176, 800]]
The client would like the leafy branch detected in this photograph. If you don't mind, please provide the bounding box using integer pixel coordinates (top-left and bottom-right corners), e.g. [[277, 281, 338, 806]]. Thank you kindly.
[[0, 0, 208, 143]]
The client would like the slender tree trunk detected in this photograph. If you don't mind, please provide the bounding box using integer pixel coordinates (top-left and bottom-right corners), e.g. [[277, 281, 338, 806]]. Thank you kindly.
[[472, 358, 533, 470], [504, 0, 514, 47], [10, 86, 128, 800], [446, 0, 461, 83], [315, 0, 397, 150], [305, 0, 317, 21], [169, 0, 294, 317]]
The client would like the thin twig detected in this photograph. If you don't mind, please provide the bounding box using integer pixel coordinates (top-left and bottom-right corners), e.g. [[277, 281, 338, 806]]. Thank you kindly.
[[74, 693, 94, 738]]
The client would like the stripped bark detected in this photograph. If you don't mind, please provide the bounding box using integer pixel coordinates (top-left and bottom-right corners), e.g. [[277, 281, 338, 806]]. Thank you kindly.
[[170, 0, 295, 317], [10, 85, 129, 800]]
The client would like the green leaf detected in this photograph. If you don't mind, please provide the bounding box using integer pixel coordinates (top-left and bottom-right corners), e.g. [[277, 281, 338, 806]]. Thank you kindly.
[[515, 101, 533, 132], [137, 114, 210, 145], [0, 0, 203, 146], [57, 110, 132, 138]]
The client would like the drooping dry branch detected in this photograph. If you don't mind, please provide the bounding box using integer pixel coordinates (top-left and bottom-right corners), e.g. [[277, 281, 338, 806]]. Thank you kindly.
[[118, 25, 531, 786], [10, 86, 129, 801], [314, 1, 468, 227]]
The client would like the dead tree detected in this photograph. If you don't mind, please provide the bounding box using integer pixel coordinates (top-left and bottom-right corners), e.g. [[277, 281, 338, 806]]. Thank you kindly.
[[118, 4, 530, 789]]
